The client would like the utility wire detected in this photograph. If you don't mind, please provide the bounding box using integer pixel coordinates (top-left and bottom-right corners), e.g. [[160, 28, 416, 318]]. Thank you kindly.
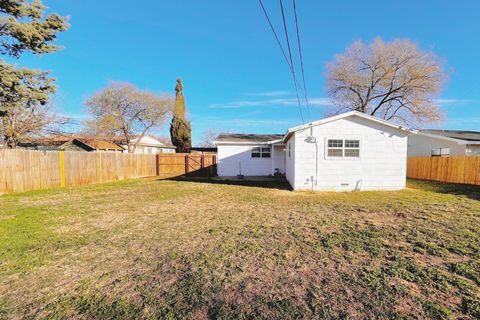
[[292, 0, 311, 120], [278, 0, 304, 124], [258, 0, 293, 72], [257, 0, 308, 101], [258, 0, 305, 124]]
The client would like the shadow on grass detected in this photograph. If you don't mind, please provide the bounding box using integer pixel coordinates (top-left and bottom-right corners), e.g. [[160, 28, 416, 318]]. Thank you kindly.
[[408, 178, 480, 201], [160, 176, 292, 191]]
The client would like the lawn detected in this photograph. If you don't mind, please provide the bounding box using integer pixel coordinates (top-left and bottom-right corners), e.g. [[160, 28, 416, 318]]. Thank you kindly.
[[0, 178, 479, 319]]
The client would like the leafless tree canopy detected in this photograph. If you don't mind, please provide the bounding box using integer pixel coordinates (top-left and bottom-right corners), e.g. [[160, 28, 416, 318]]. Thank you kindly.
[[85, 82, 174, 153], [0, 102, 69, 148], [326, 38, 446, 126], [199, 128, 218, 147]]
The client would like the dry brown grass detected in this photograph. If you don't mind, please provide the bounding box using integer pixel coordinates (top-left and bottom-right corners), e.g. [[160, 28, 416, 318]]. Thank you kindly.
[[0, 178, 479, 319]]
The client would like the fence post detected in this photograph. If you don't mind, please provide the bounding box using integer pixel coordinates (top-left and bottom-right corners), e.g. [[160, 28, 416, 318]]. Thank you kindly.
[[185, 154, 189, 174], [156, 154, 160, 176], [59, 151, 66, 187], [98, 152, 103, 183]]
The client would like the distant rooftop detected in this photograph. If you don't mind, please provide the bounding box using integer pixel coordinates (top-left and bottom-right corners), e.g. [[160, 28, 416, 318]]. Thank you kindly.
[[216, 133, 284, 143], [421, 129, 480, 142], [76, 139, 123, 151]]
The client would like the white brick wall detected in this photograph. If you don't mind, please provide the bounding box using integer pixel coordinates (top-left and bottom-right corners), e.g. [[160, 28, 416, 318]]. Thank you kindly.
[[290, 116, 409, 191], [285, 137, 295, 189], [217, 144, 274, 176], [408, 134, 466, 157]]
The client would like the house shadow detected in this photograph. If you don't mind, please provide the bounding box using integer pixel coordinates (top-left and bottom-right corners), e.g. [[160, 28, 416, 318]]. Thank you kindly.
[[156, 149, 291, 190], [408, 178, 480, 201], [160, 175, 292, 190]]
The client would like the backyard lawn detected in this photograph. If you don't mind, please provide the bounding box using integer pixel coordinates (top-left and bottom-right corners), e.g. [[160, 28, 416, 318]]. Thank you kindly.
[[0, 178, 479, 319]]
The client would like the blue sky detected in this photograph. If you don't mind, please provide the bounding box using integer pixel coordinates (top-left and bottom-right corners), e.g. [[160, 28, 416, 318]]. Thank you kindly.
[[13, 0, 480, 144]]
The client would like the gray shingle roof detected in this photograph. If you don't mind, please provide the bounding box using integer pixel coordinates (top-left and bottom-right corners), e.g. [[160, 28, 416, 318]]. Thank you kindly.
[[216, 133, 284, 143], [421, 129, 480, 142]]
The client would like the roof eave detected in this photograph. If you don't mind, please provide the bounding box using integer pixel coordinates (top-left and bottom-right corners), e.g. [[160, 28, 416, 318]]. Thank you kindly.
[[214, 140, 274, 145], [286, 111, 417, 135], [416, 132, 472, 145]]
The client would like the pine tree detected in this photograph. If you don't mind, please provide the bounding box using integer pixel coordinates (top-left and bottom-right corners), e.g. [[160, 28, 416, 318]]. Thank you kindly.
[[170, 79, 192, 152], [0, 0, 69, 148]]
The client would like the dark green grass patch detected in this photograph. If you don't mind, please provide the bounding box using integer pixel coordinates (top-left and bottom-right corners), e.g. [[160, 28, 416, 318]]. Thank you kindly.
[[0, 178, 479, 319]]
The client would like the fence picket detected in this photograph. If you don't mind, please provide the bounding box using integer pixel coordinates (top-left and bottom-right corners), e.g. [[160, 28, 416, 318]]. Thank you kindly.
[[0, 150, 217, 194], [407, 156, 480, 186]]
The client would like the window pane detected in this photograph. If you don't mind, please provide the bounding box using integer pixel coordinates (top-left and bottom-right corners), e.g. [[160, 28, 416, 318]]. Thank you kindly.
[[328, 140, 343, 148], [328, 149, 343, 157], [261, 153, 271, 158], [252, 153, 261, 158], [252, 147, 261, 152], [261, 147, 271, 152], [345, 140, 360, 148], [345, 149, 360, 157]]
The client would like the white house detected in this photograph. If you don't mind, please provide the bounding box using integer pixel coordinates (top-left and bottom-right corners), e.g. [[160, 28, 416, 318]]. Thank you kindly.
[[408, 130, 480, 157], [117, 136, 176, 154], [215, 111, 416, 191]]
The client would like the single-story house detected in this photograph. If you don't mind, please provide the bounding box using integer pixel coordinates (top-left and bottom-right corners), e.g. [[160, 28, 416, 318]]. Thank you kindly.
[[59, 138, 124, 152], [14, 135, 75, 150], [215, 111, 416, 191], [408, 129, 480, 157], [114, 136, 176, 154]]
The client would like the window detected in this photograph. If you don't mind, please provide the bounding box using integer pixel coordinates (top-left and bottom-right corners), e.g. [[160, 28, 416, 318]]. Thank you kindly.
[[251, 146, 271, 158], [327, 139, 360, 158], [288, 143, 291, 158]]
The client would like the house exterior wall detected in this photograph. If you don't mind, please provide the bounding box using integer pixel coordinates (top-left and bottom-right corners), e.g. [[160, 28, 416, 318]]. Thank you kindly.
[[285, 136, 295, 189], [467, 145, 480, 156], [407, 134, 466, 157], [272, 145, 285, 174], [121, 145, 175, 154], [292, 116, 409, 191], [217, 144, 273, 176], [121, 136, 176, 154]]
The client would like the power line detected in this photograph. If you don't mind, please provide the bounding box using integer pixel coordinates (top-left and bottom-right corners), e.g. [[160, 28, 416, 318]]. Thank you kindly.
[[258, 0, 305, 124], [278, 0, 304, 124], [258, 0, 293, 72], [292, 0, 311, 120]]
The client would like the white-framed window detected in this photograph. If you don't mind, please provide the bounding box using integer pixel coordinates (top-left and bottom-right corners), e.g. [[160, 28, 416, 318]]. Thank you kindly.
[[251, 146, 271, 158], [288, 143, 291, 158], [326, 139, 360, 158]]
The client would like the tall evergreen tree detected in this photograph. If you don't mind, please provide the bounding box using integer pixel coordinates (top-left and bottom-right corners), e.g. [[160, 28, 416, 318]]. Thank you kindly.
[[0, 0, 69, 148], [170, 79, 191, 152]]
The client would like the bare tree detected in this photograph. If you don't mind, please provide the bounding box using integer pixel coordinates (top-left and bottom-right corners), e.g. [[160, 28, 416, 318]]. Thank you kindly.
[[85, 82, 174, 153], [199, 128, 218, 147], [326, 38, 446, 126], [153, 135, 173, 145], [0, 102, 69, 148]]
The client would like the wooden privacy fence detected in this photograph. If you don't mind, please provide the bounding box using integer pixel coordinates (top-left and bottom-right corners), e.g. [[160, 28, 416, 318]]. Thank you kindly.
[[0, 150, 217, 194], [407, 156, 480, 185], [157, 153, 217, 177]]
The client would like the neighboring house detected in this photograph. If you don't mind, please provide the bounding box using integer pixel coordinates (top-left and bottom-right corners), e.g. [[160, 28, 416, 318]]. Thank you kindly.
[[116, 136, 176, 154], [408, 129, 480, 157], [16, 135, 75, 150], [215, 111, 416, 191], [59, 139, 123, 152]]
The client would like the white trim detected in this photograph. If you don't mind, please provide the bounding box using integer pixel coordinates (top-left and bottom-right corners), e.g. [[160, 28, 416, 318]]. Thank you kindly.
[[285, 111, 417, 140], [214, 141, 272, 145], [214, 111, 417, 147], [250, 145, 271, 159], [324, 137, 362, 160], [214, 140, 286, 146]]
